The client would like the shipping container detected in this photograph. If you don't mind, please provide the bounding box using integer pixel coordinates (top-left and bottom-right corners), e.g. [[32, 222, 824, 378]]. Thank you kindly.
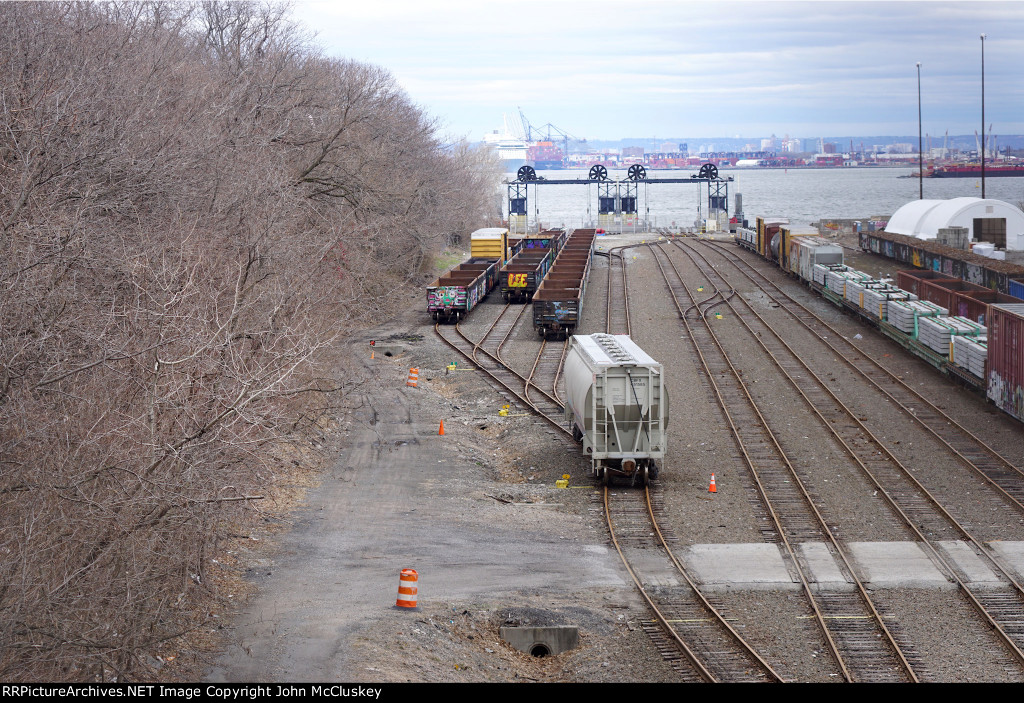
[[471, 227, 512, 264], [950, 289, 1024, 326], [986, 304, 1024, 423], [1009, 278, 1024, 300], [916, 277, 989, 314], [895, 269, 957, 298], [778, 226, 820, 273]]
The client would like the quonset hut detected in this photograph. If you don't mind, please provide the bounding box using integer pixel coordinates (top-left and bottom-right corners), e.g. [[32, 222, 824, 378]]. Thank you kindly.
[[885, 197, 1024, 252]]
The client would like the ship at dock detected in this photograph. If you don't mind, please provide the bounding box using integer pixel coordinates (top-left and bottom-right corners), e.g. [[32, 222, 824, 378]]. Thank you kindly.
[[929, 162, 1024, 178], [482, 115, 529, 174]]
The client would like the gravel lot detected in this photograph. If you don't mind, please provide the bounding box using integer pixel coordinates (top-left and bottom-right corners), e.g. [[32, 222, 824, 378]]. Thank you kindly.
[[202, 232, 1024, 683]]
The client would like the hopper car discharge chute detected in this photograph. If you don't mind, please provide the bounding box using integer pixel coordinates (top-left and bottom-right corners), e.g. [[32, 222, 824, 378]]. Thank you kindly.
[[563, 334, 669, 487]]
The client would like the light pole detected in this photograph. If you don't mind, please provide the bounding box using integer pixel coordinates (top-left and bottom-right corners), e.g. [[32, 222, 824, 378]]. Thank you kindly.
[[917, 62, 923, 199], [981, 33, 986, 199]]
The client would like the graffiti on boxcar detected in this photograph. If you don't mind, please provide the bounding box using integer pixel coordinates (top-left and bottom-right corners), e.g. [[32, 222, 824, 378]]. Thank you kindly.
[[988, 370, 1024, 423]]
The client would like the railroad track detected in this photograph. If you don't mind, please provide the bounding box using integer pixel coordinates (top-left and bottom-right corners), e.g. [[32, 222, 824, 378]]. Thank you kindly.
[[699, 240, 1024, 512], [677, 237, 1024, 671], [603, 484, 784, 682], [650, 241, 923, 682], [606, 247, 631, 335], [526, 338, 568, 407], [596, 241, 785, 681], [433, 311, 566, 432]]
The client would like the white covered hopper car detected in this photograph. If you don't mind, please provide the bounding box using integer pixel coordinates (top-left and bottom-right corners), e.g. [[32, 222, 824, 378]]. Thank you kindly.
[[563, 333, 669, 486]]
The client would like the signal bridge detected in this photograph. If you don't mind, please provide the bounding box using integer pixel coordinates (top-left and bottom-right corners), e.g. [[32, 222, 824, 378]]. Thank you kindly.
[[505, 163, 734, 235]]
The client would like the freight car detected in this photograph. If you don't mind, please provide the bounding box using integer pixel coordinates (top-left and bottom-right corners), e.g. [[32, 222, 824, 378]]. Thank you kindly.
[[426, 258, 500, 322], [735, 217, 1024, 424], [563, 333, 669, 486], [499, 228, 567, 302], [533, 229, 596, 337], [426, 228, 520, 322]]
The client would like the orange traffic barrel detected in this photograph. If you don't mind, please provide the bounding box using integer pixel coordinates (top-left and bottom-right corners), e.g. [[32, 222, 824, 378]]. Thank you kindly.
[[396, 569, 418, 609], [406, 368, 418, 387]]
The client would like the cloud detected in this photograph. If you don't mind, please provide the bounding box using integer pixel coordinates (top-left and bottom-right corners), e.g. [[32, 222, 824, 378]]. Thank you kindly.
[[292, 0, 1024, 139]]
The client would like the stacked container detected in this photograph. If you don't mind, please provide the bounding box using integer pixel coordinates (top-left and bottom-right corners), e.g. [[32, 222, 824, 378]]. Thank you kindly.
[[986, 303, 1024, 423]]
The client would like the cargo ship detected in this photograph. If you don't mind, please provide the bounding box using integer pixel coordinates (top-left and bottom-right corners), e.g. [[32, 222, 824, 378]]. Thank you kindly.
[[929, 162, 1024, 178]]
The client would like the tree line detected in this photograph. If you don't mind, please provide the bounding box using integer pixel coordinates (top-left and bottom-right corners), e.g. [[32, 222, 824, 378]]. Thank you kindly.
[[0, 1, 499, 680]]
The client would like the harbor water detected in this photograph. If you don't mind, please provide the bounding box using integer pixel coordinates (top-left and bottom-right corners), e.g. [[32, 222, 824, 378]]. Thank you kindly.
[[502, 167, 1024, 231]]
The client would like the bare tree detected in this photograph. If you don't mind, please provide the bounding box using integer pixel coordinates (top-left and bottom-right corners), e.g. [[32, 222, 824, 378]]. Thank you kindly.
[[0, 0, 501, 681]]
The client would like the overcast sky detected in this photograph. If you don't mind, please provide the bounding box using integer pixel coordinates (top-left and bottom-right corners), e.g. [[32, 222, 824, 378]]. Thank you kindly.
[[291, 0, 1024, 143]]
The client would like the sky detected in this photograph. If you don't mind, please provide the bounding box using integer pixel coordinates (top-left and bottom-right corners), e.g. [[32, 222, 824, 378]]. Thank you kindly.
[[290, 0, 1024, 144]]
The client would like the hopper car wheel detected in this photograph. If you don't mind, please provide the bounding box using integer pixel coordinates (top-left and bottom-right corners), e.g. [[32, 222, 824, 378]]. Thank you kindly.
[[641, 465, 650, 487], [649, 461, 659, 480], [572, 425, 583, 442], [600, 467, 611, 486], [589, 165, 608, 182]]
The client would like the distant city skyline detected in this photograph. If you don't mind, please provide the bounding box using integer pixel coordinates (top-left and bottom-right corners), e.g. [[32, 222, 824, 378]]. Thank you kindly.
[[293, 1, 1024, 143]]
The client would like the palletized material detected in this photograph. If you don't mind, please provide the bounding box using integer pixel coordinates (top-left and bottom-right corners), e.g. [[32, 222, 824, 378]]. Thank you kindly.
[[824, 268, 871, 296], [862, 287, 915, 319], [952, 335, 987, 378], [987, 304, 1024, 423], [563, 334, 668, 485], [917, 316, 986, 356], [813, 263, 847, 287], [886, 299, 948, 336]]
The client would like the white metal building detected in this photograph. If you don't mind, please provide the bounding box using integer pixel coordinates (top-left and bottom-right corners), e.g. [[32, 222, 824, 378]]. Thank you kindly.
[[885, 197, 1024, 251]]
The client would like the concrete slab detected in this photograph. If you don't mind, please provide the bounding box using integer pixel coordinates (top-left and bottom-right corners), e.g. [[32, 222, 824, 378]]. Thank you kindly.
[[937, 541, 1003, 587], [620, 547, 682, 588], [683, 543, 798, 591], [796, 542, 853, 590], [847, 542, 953, 589], [986, 542, 1024, 582]]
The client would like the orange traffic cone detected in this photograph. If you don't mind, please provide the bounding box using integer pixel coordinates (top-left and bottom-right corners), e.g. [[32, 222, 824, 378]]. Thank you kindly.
[[438, 420, 445, 436], [708, 473, 717, 493]]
